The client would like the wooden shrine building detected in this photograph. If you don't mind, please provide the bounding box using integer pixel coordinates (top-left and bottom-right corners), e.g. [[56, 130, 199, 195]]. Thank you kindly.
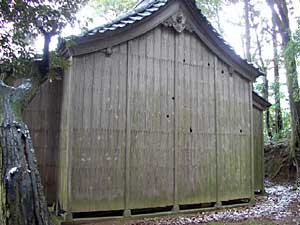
[[23, 0, 271, 221]]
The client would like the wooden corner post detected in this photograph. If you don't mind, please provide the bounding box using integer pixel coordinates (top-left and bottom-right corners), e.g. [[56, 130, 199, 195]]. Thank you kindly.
[[124, 41, 132, 217], [214, 56, 222, 208], [172, 29, 179, 213], [249, 83, 255, 205]]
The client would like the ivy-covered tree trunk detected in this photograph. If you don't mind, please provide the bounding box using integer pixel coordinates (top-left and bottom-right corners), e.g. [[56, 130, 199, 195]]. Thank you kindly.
[[267, 0, 300, 181], [280, 11, 300, 151], [0, 77, 52, 225]]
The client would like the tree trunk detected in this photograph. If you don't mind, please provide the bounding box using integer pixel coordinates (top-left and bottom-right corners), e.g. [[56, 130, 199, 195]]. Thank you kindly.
[[279, 7, 300, 152], [283, 32, 300, 149], [262, 77, 273, 139], [267, 0, 300, 177], [0, 77, 52, 225], [244, 0, 251, 61], [255, 27, 273, 139], [272, 18, 283, 134]]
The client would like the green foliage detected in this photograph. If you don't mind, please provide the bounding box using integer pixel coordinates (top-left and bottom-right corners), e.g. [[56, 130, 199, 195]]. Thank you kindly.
[[254, 81, 264, 94], [284, 40, 297, 67], [90, 0, 137, 21], [263, 87, 291, 143], [50, 52, 69, 70], [293, 18, 300, 62], [196, 0, 223, 17], [283, 38, 300, 102], [47, 52, 70, 80], [0, 0, 87, 80], [266, 107, 291, 142], [196, 0, 224, 33]]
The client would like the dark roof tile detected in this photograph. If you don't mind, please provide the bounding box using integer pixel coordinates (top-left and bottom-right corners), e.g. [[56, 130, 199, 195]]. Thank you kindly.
[[75, 0, 167, 39]]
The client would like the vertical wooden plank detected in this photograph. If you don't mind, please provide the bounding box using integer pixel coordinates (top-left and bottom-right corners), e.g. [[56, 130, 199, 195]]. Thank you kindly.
[[90, 52, 103, 211], [128, 26, 175, 209], [253, 108, 264, 192], [175, 30, 183, 203], [66, 57, 75, 212], [249, 84, 255, 201], [83, 54, 95, 211], [125, 40, 131, 215], [173, 27, 178, 211], [71, 54, 89, 210], [260, 110, 264, 191], [214, 56, 220, 206], [208, 50, 217, 202], [215, 57, 252, 201], [175, 30, 217, 205], [65, 44, 127, 212]]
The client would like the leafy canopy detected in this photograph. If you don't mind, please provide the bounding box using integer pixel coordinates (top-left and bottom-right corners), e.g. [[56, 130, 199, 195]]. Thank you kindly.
[[294, 19, 300, 60], [0, 0, 87, 79], [90, 0, 137, 21]]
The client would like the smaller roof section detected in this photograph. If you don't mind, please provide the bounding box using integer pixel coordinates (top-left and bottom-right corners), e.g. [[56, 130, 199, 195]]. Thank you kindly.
[[253, 92, 271, 111]]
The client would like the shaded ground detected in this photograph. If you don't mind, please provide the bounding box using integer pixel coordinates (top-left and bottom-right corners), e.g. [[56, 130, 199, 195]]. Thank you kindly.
[[70, 180, 300, 225]]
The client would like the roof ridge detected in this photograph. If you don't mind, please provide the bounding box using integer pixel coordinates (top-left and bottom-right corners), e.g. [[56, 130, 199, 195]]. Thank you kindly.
[[77, 0, 167, 38]]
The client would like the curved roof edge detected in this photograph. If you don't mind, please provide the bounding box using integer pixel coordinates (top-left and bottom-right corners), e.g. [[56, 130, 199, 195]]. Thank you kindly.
[[253, 91, 271, 111], [59, 0, 265, 80]]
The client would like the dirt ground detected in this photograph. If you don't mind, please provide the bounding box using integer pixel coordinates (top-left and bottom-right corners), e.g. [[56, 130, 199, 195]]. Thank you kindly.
[[65, 180, 300, 225]]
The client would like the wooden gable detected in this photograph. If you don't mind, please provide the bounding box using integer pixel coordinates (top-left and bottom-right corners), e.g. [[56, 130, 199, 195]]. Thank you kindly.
[[60, 0, 263, 82]]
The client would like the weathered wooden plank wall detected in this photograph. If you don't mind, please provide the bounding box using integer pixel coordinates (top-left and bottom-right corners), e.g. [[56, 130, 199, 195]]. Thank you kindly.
[[253, 107, 264, 191], [57, 25, 253, 213], [64, 44, 128, 212], [23, 79, 63, 205], [216, 61, 252, 201], [128, 26, 175, 209], [58, 60, 73, 211], [176, 31, 217, 205]]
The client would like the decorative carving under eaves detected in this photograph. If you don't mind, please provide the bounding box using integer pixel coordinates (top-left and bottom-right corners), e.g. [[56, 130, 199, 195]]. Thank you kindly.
[[228, 66, 235, 76], [102, 47, 113, 57], [162, 12, 193, 33]]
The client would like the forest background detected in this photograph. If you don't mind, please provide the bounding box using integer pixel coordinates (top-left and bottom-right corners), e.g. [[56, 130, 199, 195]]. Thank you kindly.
[[1, 0, 300, 224]]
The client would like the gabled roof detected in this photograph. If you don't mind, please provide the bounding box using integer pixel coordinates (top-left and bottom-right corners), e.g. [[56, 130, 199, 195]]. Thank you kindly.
[[60, 0, 264, 80], [78, 0, 168, 37], [253, 92, 271, 111]]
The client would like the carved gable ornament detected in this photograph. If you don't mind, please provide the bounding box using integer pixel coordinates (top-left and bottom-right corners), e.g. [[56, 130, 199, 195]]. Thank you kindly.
[[163, 12, 193, 33]]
